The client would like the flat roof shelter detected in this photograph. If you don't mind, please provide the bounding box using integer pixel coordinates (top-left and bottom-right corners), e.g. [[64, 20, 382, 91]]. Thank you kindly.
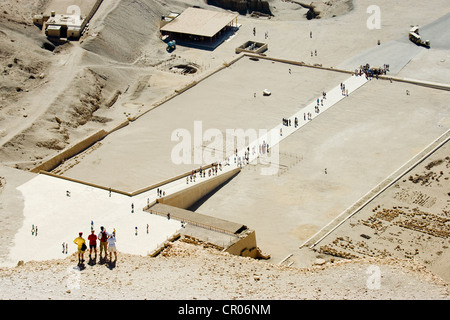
[[160, 7, 238, 44]]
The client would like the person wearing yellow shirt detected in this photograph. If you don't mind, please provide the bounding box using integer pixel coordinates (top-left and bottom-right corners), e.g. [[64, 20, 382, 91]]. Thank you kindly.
[[73, 232, 87, 264]]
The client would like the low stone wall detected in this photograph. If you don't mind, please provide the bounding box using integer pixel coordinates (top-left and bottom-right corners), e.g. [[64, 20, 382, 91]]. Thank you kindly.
[[245, 53, 450, 92]]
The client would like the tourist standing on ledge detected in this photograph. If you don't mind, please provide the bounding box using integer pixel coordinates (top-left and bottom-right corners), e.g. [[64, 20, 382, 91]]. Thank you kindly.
[[73, 232, 86, 264]]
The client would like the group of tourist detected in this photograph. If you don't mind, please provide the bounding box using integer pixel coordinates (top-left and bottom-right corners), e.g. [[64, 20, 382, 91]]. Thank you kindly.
[[356, 63, 390, 79], [340, 82, 348, 96], [73, 226, 116, 265]]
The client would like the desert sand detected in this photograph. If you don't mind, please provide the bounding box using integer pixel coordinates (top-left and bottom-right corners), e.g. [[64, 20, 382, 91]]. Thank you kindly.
[[0, 0, 449, 301]]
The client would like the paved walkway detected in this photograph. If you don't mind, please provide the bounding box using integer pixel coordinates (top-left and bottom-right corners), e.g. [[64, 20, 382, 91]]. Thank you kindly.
[[2, 73, 368, 266], [3, 174, 180, 266]]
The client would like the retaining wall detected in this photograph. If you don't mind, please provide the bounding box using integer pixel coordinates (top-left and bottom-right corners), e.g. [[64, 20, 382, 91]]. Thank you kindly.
[[80, 0, 103, 31], [30, 54, 250, 176], [30, 117, 130, 174]]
